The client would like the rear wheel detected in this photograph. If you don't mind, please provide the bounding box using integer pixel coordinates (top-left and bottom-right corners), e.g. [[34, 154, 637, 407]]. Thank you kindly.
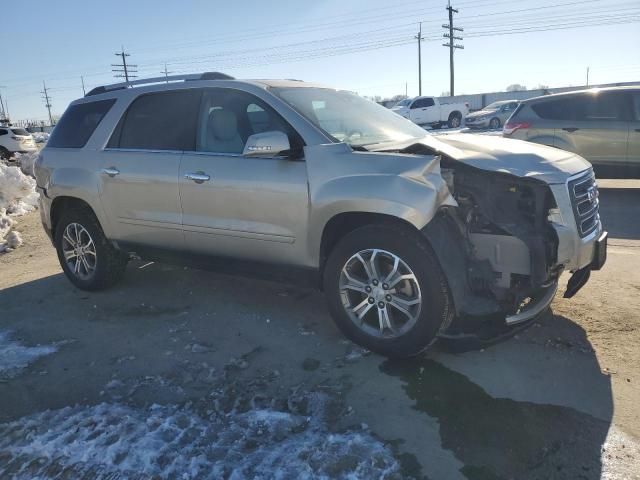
[[489, 117, 501, 129], [448, 112, 462, 128], [54, 208, 128, 290], [323, 225, 453, 358]]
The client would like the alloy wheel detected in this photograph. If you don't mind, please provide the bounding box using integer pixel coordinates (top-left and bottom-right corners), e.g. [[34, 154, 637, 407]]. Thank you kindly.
[[339, 249, 422, 338], [61, 223, 97, 280]]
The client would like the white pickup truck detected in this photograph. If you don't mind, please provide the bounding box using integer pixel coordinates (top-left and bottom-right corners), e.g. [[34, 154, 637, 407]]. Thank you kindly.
[[391, 96, 469, 129]]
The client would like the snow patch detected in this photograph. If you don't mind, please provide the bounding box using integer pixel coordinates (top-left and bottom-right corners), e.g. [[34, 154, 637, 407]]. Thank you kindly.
[[0, 163, 39, 252], [0, 395, 400, 479], [0, 331, 58, 379], [13, 151, 39, 177]]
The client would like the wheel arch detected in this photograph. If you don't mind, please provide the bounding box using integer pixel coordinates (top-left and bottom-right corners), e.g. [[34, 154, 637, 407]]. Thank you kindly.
[[319, 211, 424, 284], [50, 196, 99, 238]]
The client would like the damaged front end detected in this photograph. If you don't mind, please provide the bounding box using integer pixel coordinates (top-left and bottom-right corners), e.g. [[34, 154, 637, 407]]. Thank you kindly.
[[394, 139, 606, 344]]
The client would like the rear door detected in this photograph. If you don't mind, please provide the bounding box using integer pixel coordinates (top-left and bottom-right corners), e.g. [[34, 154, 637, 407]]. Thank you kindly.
[[178, 87, 310, 265], [98, 89, 200, 248], [548, 92, 630, 166]]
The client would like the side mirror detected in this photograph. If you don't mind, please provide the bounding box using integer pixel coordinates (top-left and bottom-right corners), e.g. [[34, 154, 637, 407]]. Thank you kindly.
[[243, 131, 291, 157]]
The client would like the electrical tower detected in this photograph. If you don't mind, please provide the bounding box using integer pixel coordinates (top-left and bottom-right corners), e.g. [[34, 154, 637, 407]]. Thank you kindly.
[[161, 64, 174, 83], [415, 22, 425, 96], [112, 47, 138, 84], [442, 2, 464, 96], [41, 81, 54, 126]]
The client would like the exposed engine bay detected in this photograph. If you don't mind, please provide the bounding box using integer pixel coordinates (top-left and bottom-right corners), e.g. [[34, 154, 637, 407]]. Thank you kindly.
[[397, 144, 562, 319]]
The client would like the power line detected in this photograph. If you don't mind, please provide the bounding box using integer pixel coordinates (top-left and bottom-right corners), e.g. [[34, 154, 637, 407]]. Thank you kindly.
[[112, 47, 138, 84]]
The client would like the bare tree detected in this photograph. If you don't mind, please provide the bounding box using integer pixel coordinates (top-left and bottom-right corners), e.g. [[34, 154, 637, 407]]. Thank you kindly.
[[506, 84, 527, 92]]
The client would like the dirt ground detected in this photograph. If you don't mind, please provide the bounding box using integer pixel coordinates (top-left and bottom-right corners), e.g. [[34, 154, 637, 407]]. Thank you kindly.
[[0, 181, 638, 479]]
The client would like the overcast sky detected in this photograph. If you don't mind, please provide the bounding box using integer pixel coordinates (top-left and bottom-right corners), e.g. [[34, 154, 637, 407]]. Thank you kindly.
[[1, 0, 638, 121]]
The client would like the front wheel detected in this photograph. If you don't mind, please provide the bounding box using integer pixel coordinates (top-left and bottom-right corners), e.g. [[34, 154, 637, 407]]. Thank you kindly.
[[448, 112, 462, 128], [54, 208, 128, 290], [489, 117, 501, 129], [323, 225, 453, 358]]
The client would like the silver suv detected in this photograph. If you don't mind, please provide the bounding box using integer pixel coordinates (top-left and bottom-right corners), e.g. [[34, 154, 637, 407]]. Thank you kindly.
[[504, 86, 640, 171], [35, 73, 607, 357]]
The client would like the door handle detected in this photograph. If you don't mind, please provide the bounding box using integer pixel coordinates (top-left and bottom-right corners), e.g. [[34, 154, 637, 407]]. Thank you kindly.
[[101, 167, 120, 177], [562, 127, 579, 133], [184, 172, 211, 183]]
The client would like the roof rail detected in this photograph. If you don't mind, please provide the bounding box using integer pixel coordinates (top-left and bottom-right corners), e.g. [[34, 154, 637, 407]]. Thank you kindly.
[[85, 72, 235, 97]]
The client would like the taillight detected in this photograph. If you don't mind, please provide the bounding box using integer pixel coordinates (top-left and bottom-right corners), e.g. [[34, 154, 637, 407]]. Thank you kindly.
[[503, 121, 531, 135]]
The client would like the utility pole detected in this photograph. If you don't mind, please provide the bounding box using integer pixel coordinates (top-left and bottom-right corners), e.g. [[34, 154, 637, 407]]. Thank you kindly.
[[443, 2, 464, 96], [586, 67, 590, 86], [81, 75, 86, 95], [41, 81, 54, 126], [415, 22, 425, 96], [0, 86, 7, 122], [161, 64, 173, 83], [112, 47, 138, 84]]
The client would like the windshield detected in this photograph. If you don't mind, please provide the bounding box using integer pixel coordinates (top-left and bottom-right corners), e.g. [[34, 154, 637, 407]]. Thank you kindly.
[[394, 98, 411, 107], [272, 87, 427, 147], [11, 128, 30, 136], [484, 102, 504, 110]]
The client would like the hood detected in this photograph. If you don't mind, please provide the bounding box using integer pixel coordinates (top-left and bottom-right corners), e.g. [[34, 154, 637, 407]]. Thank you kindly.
[[466, 109, 498, 118], [377, 134, 591, 184], [426, 134, 591, 184]]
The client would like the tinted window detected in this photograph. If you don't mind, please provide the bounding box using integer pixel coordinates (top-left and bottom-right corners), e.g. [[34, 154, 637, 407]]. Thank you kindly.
[[0, 129, 7, 136], [111, 90, 200, 151], [532, 93, 630, 122], [502, 102, 517, 112], [412, 98, 435, 109], [196, 88, 303, 155], [581, 92, 629, 121], [11, 128, 29, 136], [48, 99, 115, 148], [633, 93, 640, 121]]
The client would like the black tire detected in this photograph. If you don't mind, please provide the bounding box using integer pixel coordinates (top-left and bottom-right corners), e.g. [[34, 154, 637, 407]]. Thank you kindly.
[[323, 224, 453, 358], [447, 112, 462, 128], [54, 208, 128, 291], [0, 147, 11, 161], [489, 117, 501, 129]]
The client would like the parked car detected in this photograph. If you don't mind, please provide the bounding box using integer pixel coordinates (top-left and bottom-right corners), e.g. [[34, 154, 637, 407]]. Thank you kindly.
[[465, 100, 518, 129], [0, 126, 37, 160], [503, 87, 640, 169], [35, 73, 606, 357], [391, 96, 469, 129]]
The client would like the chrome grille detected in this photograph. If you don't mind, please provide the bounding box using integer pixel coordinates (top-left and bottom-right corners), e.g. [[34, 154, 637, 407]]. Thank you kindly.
[[568, 170, 599, 238]]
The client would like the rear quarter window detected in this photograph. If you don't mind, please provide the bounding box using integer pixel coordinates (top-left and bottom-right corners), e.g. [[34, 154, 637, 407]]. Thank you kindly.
[[48, 99, 116, 148]]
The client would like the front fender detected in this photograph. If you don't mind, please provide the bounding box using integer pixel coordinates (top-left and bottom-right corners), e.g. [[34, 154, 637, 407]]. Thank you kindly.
[[304, 143, 455, 264]]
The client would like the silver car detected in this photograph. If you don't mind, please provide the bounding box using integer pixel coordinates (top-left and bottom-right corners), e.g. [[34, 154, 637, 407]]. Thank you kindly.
[[35, 73, 607, 357], [504, 87, 640, 171], [465, 100, 519, 130]]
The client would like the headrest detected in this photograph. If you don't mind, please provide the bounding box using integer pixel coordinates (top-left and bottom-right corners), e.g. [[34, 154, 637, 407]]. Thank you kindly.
[[209, 109, 238, 141]]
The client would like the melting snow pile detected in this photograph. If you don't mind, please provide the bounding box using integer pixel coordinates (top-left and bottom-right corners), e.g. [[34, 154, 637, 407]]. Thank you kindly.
[[0, 162, 39, 252], [13, 151, 39, 177], [0, 331, 57, 380], [0, 394, 401, 479]]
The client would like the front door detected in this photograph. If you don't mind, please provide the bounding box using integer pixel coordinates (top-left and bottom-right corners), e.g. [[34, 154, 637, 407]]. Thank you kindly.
[[98, 89, 200, 248], [179, 87, 310, 266]]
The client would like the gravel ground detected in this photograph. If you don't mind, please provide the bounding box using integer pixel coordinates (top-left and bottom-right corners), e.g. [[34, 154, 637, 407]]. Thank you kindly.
[[0, 182, 638, 479]]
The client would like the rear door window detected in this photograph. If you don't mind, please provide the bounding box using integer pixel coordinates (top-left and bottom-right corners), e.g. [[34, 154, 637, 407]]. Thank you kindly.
[[109, 89, 201, 151], [48, 99, 116, 148]]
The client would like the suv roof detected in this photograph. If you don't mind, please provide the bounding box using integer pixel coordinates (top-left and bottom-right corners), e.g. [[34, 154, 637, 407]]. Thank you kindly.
[[523, 85, 640, 104], [85, 72, 330, 98]]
